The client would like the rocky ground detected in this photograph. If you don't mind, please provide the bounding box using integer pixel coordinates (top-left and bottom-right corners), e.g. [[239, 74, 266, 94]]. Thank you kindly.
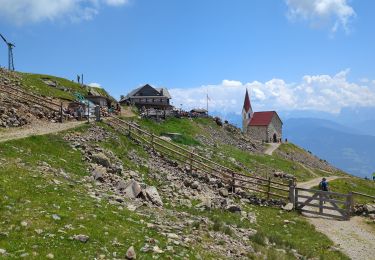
[[61, 125, 289, 259], [195, 121, 263, 154], [0, 68, 62, 128]]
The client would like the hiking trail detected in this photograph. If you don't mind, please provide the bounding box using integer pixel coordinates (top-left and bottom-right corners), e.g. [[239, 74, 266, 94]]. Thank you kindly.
[[297, 177, 375, 260], [0, 121, 85, 143]]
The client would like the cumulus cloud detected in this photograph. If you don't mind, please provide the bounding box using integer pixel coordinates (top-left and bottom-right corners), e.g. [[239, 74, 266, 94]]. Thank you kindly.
[[169, 70, 375, 115], [0, 0, 129, 25], [88, 82, 102, 88], [285, 0, 356, 33]]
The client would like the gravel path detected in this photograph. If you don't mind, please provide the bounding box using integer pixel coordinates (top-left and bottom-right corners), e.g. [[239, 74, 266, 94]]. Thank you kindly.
[[0, 121, 85, 143], [297, 177, 375, 260], [263, 143, 281, 155]]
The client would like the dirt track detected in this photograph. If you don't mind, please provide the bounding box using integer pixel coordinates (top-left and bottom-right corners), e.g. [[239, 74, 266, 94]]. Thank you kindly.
[[0, 121, 85, 143], [297, 177, 375, 260]]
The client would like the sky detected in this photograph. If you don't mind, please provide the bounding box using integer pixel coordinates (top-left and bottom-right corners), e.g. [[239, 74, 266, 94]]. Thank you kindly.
[[0, 0, 375, 117]]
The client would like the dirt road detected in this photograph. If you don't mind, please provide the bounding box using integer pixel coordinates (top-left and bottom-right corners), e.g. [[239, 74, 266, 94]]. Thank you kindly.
[[0, 121, 85, 143], [263, 143, 281, 155], [297, 177, 375, 260]]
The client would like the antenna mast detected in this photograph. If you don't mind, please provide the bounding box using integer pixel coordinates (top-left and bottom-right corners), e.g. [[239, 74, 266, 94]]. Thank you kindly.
[[0, 33, 15, 71]]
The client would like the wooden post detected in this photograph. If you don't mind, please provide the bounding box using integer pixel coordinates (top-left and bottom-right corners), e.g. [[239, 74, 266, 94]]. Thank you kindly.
[[231, 171, 236, 194], [60, 102, 63, 123], [87, 102, 90, 123], [189, 152, 193, 172], [346, 192, 353, 220], [128, 124, 131, 137], [294, 189, 299, 210], [267, 177, 271, 200], [288, 179, 295, 204], [319, 193, 323, 214], [151, 133, 154, 151]]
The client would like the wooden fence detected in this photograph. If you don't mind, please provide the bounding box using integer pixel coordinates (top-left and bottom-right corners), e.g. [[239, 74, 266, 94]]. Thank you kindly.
[[107, 116, 293, 201], [295, 187, 353, 220], [0, 84, 64, 122]]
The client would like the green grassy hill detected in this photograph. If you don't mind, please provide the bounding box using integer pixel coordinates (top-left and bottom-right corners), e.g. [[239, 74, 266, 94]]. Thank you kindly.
[[0, 122, 350, 259], [1, 71, 371, 259], [1, 70, 115, 101]]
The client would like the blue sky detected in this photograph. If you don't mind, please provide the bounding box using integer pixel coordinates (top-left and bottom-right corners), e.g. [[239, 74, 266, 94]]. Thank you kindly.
[[0, 0, 374, 116]]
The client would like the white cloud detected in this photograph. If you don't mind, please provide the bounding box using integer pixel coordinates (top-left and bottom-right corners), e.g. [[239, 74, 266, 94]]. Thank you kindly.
[[0, 0, 129, 25], [169, 70, 375, 115], [285, 0, 356, 33], [88, 82, 102, 88]]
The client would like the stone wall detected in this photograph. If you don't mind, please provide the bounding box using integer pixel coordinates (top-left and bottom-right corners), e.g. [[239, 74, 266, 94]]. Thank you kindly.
[[247, 126, 267, 142], [267, 114, 282, 142]]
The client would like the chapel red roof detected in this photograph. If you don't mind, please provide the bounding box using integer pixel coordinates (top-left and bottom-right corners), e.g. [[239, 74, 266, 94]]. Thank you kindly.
[[249, 111, 279, 126]]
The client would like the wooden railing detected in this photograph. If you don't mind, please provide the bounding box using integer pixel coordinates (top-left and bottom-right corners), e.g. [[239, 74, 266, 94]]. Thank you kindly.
[[107, 116, 293, 201], [295, 187, 353, 220], [0, 84, 64, 122]]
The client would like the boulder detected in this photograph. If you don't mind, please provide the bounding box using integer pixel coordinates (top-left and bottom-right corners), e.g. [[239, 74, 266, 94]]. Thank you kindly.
[[365, 204, 375, 214], [226, 204, 242, 213], [282, 203, 294, 211], [144, 186, 163, 207], [191, 181, 200, 190], [73, 234, 89, 243], [195, 197, 212, 210], [219, 188, 229, 197], [91, 153, 111, 168], [125, 246, 136, 259], [123, 180, 142, 199], [91, 166, 106, 182]]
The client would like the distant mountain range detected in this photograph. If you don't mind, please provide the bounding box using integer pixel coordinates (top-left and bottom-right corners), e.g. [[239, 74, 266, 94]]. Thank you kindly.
[[283, 118, 375, 178], [212, 110, 375, 178]]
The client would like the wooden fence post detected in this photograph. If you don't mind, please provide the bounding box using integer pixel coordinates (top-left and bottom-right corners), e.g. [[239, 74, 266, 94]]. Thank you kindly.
[[150, 133, 154, 151], [319, 193, 323, 214], [231, 171, 236, 194], [294, 189, 299, 210], [189, 152, 193, 172], [267, 177, 271, 200], [128, 124, 132, 137], [288, 179, 295, 204], [60, 102, 63, 123], [346, 192, 353, 220]]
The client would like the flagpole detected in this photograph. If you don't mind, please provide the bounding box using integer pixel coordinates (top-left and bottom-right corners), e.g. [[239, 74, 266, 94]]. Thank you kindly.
[[207, 95, 208, 115]]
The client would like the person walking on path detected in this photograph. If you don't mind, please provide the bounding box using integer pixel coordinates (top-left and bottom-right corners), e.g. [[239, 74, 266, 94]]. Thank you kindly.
[[319, 177, 329, 192]]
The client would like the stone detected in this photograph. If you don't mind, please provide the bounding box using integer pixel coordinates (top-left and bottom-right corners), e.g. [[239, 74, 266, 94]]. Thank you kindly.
[[46, 253, 54, 259], [52, 214, 61, 220], [144, 186, 163, 207], [282, 203, 294, 211], [226, 204, 241, 213], [125, 246, 136, 259], [91, 153, 111, 168], [153, 246, 164, 254], [191, 181, 200, 190], [92, 166, 106, 182], [123, 180, 142, 199], [365, 204, 375, 214], [73, 234, 89, 243], [0, 249, 6, 255], [195, 197, 212, 210], [21, 221, 28, 227], [219, 188, 229, 197], [167, 233, 179, 239], [116, 179, 127, 191]]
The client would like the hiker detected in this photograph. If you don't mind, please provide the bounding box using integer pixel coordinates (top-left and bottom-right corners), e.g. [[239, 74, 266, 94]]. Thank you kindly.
[[319, 178, 329, 192]]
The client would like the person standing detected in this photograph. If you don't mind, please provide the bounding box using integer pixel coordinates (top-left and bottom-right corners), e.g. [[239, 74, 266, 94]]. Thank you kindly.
[[319, 177, 329, 192]]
